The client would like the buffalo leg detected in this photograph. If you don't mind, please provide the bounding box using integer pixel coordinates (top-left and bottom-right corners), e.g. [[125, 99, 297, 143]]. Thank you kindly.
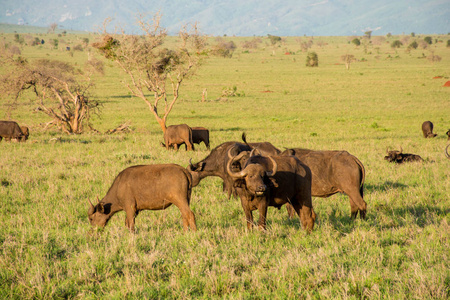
[[125, 207, 137, 233], [285, 203, 296, 219], [291, 201, 316, 233], [239, 197, 254, 230], [257, 201, 268, 230], [174, 201, 197, 231], [345, 189, 367, 220]]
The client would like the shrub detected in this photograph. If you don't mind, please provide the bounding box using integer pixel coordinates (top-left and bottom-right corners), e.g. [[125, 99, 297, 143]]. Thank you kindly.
[[408, 41, 418, 49], [305, 52, 318, 67], [391, 40, 402, 48], [424, 36, 433, 45], [351, 38, 361, 46]]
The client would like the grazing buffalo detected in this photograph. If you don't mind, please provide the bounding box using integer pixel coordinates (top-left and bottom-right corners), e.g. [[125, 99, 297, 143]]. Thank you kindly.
[[227, 149, 316, 231], [281, 148, 367, 219], [446, 129, 450, 140], [88, 164, 197, 232], [187, 135, 280, 197], [163, 124, 194, 151], [384, 148, 424, 163], [422, 121, 437, 138], [0, 121, 26, 142], [191, 127, 210, 150], [445, 144, 450, 159]]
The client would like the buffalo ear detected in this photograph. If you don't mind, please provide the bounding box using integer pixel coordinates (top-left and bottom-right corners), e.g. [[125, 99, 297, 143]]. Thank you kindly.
[[269, 177, 279, 188], [97, 203, 105, 214]]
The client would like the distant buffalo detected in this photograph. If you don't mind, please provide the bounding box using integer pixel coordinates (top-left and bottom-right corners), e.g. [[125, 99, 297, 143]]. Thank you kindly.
[[446, 129, 450, 140], [162, 124, 194, 151], [384, 148, 424, 163], [191, 127, 210, 150], [0, 121, 26, 142], [422, 121, 437, 138]]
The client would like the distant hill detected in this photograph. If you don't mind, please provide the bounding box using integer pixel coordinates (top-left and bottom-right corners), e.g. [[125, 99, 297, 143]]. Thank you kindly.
[[0, 0, 449, 36]]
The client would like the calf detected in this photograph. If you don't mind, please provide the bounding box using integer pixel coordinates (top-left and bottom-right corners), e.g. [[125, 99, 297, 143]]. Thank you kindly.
[[422, 121, 437, 138], [88, 164, 197, 232]]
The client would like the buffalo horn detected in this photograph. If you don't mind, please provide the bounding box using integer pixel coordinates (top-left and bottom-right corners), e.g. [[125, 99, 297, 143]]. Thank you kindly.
[[266, 156, 278, 177], [226, 153, 248, 179], [88, 199, 95, 215], [399, 146, 403, 154], [249, 148, 261, 157], [445, 144, 450, 159]]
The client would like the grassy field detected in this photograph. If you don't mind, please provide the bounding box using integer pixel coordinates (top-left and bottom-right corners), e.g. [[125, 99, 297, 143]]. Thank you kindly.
[[1, 30, 449, 299]]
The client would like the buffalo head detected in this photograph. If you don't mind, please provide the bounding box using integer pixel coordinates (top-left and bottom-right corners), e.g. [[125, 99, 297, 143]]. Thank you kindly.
[[384, 147, 403, 163], [226, 148, 277, 197], [88, 198, 112, 228]]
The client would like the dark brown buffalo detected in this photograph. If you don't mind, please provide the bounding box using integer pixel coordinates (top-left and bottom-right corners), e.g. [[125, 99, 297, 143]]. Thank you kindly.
[[281, 148, 367, 219], [88, 164, 197, 232], [422, 121, 437, 138], [163, 124, 194, 151], [227, 150, 316, 231], [191, 127, 210, 150], [445, 144, 450, 159], [446, 129, 450, 140], [384, 148, 424, 163], [0, 121, 25, 142], [187, 135, 281, 198]]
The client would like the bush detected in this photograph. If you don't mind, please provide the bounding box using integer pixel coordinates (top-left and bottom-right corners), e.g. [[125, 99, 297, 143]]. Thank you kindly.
[[424, 36, 433, 45], [351, 38, 361, 46], [408, 41, 418, 49], [211, 40, 236, 58], [305, 52, 318, 67], [446, 40, 450, 48], [391, 40, 402, 48]]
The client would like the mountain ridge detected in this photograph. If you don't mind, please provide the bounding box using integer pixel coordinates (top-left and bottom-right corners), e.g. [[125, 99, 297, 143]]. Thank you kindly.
[[0, 0, 448, 36]]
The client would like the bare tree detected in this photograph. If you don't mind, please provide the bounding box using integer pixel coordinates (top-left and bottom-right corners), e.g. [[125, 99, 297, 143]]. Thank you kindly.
[[0, 51, 99, 134], [341, 54, 356, 70], [48, 23, 58, 34], [93, 14, 206, 133]]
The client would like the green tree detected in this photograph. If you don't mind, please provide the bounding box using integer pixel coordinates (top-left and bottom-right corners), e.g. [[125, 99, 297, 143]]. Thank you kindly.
[[267, 34, 282, 46], [408, 41, 418, 49]]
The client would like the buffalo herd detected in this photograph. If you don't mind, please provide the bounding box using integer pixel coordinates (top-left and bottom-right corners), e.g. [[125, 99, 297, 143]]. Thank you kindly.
[[2, 117, 447, 232]]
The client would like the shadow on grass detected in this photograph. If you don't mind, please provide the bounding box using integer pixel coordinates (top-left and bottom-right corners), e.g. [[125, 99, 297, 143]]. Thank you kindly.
[[365, 181, 409, 193]]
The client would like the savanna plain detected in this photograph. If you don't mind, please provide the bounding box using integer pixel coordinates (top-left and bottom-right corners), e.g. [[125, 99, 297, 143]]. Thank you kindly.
[[0, 29, 449, 299]]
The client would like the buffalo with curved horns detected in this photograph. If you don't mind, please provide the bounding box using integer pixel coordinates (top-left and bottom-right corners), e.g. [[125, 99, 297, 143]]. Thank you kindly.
[[227, 148, 315, 231]]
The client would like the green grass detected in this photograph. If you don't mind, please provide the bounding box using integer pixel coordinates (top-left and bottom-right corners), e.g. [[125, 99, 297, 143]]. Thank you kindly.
[[1, 31, 449, 299]]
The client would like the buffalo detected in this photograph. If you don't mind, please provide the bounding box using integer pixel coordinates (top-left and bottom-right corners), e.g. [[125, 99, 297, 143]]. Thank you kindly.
[[191, 127, 210, 150], [88, 164, 197, 232], [422, 121, 437, 138], [0, 121, 26, 142], [227, 149, 316, 231], [187, 134, 281, 198], [384, 148, 424, 163], [281, 148, 367, 219], [163, 124, 194, 151], [446, 129, 450, 140]]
